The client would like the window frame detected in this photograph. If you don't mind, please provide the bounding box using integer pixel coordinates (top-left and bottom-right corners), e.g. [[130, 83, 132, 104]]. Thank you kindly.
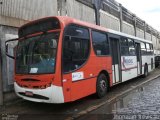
[[128, 38, 136, 56], [120, 37, 129, 56], [140, 42, 153, 56], [140, 42, 147, 55], [120, 37, 136, 56], [91, 29, 110, 57], [62, 24, 91, 74], [16, 32, 60, 75], [149, 43, 154, 55], [146, 43, 151, 55]]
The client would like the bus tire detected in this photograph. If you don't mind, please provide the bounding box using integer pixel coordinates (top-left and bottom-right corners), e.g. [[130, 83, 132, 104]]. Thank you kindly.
[[143, 64, 148, 77], [96, 73, 108, 98]]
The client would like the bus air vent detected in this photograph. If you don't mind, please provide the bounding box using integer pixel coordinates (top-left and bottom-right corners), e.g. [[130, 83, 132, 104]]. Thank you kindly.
[[21, 79, 40, 82], [18, 92, 49, 100]]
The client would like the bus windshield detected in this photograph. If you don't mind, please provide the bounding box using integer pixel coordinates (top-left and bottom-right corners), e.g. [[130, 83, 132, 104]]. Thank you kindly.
[[16, 32, 59, 74]]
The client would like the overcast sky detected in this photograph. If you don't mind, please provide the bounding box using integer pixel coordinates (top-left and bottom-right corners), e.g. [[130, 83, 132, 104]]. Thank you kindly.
[[116, 0, 160, 31]]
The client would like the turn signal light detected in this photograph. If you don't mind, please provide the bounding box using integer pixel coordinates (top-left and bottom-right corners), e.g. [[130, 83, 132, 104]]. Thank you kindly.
[[40, 85, 45, 89], [40, 83, 51, 89], [46, 83, 51, 88]]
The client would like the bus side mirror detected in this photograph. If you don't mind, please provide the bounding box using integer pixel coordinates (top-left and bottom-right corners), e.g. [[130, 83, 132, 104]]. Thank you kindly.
[[5, 38, 19, 59]]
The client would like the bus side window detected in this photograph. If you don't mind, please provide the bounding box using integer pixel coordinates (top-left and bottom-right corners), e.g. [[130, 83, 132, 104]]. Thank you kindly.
[[149, 44, 154, 55], [146, 43, 150, 55], [63, 25, 90, 73], [128, 38, 135, 56], [121, 37, 129, 56], [92, 31, 109, 56], [141, 42, 146, 55]]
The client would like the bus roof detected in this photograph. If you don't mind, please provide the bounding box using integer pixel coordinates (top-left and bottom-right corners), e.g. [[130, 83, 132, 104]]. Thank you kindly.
[[20, 16, 152, 44], [57, 16, 152, 44], [58, 16, 152, 43], [107, 29, 152, 44]]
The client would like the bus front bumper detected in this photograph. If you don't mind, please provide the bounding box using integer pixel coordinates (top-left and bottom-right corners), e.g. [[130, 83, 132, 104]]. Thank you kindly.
[[14, 82, 64, 103]]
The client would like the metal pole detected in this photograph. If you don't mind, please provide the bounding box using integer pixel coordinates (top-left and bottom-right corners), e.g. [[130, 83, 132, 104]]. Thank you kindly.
[[0, 2, 4, 105], [151, 29, 153, 41], [133, 15, 137, 37], [0, 39, 3, 105], [144, 21, 146, 39], [93, 0, 101, 25], [119, 4, 123, 32]]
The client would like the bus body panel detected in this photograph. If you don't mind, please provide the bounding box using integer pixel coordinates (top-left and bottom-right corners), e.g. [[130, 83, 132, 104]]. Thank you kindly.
[[62, 23, 112, 102], [121, 56, 138, 82], [62, 55, 112, 102], [141, 55, 154, 73]]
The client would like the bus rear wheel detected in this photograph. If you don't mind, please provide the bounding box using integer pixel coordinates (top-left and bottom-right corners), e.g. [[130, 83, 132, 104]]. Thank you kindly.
[[96, 73, 108, 98]]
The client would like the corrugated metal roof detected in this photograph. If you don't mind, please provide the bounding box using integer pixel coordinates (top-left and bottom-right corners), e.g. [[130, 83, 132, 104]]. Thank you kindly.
[[0, 0, 58, 27]]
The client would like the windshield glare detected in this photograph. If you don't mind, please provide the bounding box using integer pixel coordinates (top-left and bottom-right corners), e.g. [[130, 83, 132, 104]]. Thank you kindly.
[[16, 32, 59, 74]]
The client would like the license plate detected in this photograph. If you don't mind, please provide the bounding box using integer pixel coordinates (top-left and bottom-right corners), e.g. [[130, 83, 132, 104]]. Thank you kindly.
[[25, 91, 33, 96]]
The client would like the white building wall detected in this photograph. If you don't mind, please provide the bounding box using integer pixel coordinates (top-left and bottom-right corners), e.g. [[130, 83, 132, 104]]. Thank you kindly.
[[152, 35, 157, 49], [65, 0, 96, 24], [122, 21, 135, 36], [100, 10, 120, 31], [146, 32, 152, 41], [136, 28, 144, 39]]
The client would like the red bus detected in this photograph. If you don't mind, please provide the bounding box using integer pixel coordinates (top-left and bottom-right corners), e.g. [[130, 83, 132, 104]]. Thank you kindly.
[[6, 16, 154, 103]]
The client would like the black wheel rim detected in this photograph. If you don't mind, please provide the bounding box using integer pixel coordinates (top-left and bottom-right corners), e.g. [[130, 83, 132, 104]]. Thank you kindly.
[[99, 79, 107, 93]]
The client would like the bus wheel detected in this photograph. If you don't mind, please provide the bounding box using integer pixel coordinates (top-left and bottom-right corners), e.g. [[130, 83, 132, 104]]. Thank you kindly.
[[96, 73, 108, 98], [143, 65, 148, 77]]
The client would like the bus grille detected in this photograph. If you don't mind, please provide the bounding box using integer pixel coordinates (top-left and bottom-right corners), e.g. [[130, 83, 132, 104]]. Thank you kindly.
[[18, 92, 49, 100], [21, 79, 40, 82]]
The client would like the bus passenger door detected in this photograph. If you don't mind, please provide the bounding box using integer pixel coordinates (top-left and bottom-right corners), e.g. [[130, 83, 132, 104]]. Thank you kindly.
[[135, 43, 142, 75], [109, 37, 121, 84]]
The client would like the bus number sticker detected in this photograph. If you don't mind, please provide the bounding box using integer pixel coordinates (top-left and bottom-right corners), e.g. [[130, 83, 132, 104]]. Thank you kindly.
[[72, 72, 84, 81], [30, 68, 38, 73]]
